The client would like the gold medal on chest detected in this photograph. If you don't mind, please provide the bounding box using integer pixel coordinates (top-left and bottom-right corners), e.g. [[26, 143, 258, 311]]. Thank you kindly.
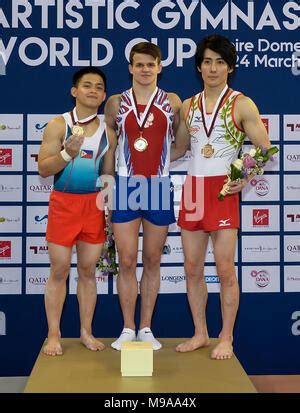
[[71, 124, 84, 137], [201, 143, 215, 158], [134, 136, 148, 152]]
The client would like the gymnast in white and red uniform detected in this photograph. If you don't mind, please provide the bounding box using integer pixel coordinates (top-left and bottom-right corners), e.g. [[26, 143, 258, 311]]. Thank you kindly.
[[171, 34, 271, 360]]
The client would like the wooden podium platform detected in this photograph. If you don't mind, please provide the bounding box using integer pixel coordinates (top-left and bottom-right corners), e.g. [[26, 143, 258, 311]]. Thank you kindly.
[[24, 338, 256, 393]]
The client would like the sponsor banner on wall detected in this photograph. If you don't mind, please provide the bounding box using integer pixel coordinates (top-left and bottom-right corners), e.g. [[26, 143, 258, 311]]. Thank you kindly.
[[284, 266, 300, 293], [0, 115, 23, 140], [242, 144, 279, 172], [26, 237, 78, 264], [168, 205, 181, 233], [0, 206, 22, 233], [26, 267, 49, 294], [284, 175, 300, 201], [284, 115, 300, 141], [0, 268, 22, 295], [0, 175, 23, 202], [260, 115, 280, 142], [284, 236, 300, 262], [113, 266, 186, 295], [137, 236, 184, 264], [170, 174, 185, 204], [242, 175, 279, 201], [26, 206, 48, 233], [113, 266, 238, 295], [27, 145, 40, 172], [241, 205, 280, 232], [242, 235, 280, 262], [0, 145, 23, 171], [284, 144, 300, 171], [169, 151, 192, 173], [243, 115, 279, 143], [27, 175, 53, 202], [26, 237, 49, 264], [27, 114, 57, 141], [284, 205, 300, 231], [69, 267, 108, 295], [242, 266, 280, 293], [0, 237, 22, 264]]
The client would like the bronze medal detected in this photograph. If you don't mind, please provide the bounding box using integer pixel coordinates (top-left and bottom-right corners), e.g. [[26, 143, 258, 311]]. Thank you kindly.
[[201, 143, 215, 158]]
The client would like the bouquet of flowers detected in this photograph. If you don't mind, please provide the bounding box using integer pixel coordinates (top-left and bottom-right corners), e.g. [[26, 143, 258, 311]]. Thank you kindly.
[[218, 145, 279, 201], [97, 210, 118, 276]]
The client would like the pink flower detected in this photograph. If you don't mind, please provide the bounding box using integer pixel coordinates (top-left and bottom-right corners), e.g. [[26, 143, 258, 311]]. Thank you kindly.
[[243, 155, 256, 169]]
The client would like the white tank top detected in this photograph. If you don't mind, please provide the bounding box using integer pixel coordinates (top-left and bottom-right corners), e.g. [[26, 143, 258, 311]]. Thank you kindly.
[[186, 88, 247, 177]]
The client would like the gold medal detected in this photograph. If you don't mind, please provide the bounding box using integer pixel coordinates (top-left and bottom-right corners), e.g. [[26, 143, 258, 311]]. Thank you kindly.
[[134, 136, 148, 152], [201, 143, 215, 158], [71, 124, 84, 136]]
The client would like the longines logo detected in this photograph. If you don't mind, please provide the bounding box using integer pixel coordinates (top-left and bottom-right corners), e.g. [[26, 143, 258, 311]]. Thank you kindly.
[[251, 270, 270, 288], [0, 312, 6, 336], [245, 245, 277, 253], [251, 177, 270, 196], [161, 275, 185, 284], [253, 209, 269, 226], [0, 184, 21, 192]]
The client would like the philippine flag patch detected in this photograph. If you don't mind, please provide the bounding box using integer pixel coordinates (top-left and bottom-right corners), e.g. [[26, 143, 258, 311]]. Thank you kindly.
[[80, 149, 93, 159]]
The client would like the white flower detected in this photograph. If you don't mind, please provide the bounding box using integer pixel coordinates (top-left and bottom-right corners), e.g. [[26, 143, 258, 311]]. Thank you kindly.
[[249, 148, 256, 157], [233, 159, 243, 169]]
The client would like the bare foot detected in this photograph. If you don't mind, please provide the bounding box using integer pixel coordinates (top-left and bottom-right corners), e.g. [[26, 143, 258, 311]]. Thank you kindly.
[[176, 335, 210, 353], [80, 332, 105, 351], [43, 336, 63, 356], [211, 338, 233, 360]]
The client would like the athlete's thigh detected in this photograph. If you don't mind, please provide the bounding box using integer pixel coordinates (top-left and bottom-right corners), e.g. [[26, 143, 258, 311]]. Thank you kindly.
[[112, 219, 141, 257], [181, 229, 210, 265], [210, 228, 237, 262], [141, 219, 169, 257], [76, 240, 103, 268]]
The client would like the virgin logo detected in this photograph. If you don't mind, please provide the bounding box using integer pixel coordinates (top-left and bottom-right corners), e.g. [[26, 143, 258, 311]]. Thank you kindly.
[[253, 209, 269, 226]]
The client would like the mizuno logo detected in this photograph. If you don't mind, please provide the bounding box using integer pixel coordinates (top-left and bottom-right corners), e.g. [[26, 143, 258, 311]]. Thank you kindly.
[[219, 219, 230, 226]]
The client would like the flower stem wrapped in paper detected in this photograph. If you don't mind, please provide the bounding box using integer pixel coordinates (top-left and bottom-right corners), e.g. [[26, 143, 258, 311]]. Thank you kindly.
[[97, 207, 118, 276], [218, 145, 279, 201]]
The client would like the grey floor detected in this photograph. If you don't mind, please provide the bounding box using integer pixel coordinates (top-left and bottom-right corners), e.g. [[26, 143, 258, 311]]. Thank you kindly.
[[0, 377, 28, 393]]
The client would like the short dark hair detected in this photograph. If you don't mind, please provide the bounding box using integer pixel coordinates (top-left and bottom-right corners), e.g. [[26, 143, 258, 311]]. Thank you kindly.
[[195, 34, 237, 76], [72, 67, 107, 91], [129, 42, 162, 65]]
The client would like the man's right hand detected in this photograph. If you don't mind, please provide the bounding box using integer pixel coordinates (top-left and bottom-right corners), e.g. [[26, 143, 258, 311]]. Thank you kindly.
[[64, 134, 85, 158]]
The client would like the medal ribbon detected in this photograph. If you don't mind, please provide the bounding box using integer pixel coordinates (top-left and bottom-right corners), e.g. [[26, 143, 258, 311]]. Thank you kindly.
[[131, 87, 158, 135], [200, 85, 229, 138], [70, 107, 98, 126]]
